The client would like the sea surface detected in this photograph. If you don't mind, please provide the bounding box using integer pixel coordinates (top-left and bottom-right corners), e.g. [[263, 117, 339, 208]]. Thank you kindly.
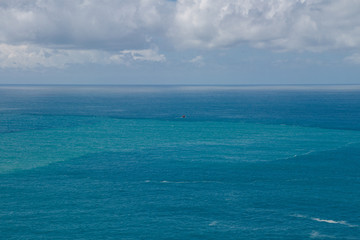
[[0, 85, 360, 239]]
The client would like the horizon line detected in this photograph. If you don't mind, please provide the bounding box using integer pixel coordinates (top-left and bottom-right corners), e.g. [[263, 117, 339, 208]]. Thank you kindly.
[[1, 83, 360, 87]]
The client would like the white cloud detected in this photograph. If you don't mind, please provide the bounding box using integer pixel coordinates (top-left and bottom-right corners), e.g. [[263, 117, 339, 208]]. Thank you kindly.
[[0, 44, 165, 69], [189, 55, 204, 66], [344, 53, 360, 65], [1, 0, 360, 69], [0, 0, 172, 50], [171, 0, 360, 51], [118, 48, 166, 62]]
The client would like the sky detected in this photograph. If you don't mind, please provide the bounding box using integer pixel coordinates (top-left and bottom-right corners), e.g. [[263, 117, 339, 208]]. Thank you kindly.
[[0, 0, 360, 85]]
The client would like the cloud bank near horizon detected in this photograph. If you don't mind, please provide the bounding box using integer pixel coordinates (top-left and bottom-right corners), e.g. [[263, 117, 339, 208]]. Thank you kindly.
[[1, 0, 360, 68]]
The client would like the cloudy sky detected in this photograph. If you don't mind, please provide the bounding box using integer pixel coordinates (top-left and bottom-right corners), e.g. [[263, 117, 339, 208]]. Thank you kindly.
[[0, 0, 360, 85]]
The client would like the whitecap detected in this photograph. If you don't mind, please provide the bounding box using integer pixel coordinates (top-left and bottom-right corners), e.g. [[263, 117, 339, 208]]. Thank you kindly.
[[311, 218, 358, 228], [155, 180, 219, 184], [290, 214, 307, 219], [292, 214, 358, 228], [310, 231, 336, 239], [209, 221, 218, 226]]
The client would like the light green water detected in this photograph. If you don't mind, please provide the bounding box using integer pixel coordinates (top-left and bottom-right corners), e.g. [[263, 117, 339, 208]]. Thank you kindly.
[[1, 116, 359, 174]]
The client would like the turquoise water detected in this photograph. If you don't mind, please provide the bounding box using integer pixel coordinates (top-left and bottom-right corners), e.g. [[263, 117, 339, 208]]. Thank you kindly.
[[1, 86, 360, 239]]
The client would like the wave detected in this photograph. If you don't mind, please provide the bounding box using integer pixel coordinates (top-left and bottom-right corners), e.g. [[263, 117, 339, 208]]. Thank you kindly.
[[208, 221, 218, 226], [310, 231, 336, 239], [291, 214, 358, 228], [280, 141, 360, 163], [0, 108, 20, 111], [144, 180, 219, 184], [311, 218, 358, 228]]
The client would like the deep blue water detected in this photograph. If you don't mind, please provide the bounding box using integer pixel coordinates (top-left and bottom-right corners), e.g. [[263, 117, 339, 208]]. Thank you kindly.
[[0, 85, 360, 239]]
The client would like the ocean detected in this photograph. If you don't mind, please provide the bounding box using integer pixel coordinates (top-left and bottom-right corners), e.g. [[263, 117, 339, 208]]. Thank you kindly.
[[0, 85, 359, 239]]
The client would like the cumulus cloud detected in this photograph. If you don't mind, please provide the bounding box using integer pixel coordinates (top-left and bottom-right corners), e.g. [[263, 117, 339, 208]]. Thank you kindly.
[[344, 53, 360, 64], [171, 0, 360, 51], [0, 0, 172, 50], [189, 55, 204, 66], [0, 0, 360, 68], [0, 44, 165, 69]]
